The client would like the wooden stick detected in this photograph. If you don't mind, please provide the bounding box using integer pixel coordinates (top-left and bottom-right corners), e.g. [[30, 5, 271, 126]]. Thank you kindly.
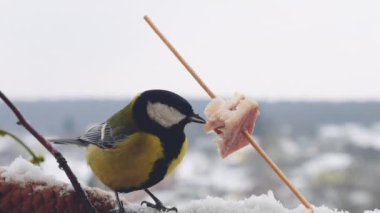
[[243, 131, 313, 211], [144, 16, 216, 99], [144, 15, 314, 213]]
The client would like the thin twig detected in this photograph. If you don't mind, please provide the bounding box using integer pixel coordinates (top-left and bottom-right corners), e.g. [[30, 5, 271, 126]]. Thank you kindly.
[[0, 91, 96, 213], [0, 129, 44, 165], [144, 15, 314, 213]]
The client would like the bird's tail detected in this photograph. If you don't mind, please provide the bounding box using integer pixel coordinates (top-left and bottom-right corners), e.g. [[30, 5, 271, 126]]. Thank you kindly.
[[49, 139, 88, 147]]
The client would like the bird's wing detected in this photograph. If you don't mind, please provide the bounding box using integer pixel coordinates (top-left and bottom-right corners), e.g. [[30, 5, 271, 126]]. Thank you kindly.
[[50, 122, 128, 148], [79, 122, 127, 148]]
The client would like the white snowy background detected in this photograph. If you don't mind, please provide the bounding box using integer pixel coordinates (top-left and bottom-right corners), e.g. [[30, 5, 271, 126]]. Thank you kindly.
[[3, 157, 380, 213], [1, 119, 380, 212], [1, 0, 380, 212]]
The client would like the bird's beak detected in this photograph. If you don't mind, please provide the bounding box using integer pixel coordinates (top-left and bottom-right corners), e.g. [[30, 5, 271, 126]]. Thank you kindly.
[[188, 114, 206, 124]]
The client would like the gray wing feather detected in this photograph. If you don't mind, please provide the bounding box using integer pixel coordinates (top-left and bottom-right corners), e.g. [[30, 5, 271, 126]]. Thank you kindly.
[[51, 122, 125, 149], [79, 122, 116, 148], [49, 138, 88, 146]]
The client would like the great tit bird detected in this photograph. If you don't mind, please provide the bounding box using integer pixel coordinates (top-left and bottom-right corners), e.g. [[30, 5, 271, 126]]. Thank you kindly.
[[51, 89, 205, 212]]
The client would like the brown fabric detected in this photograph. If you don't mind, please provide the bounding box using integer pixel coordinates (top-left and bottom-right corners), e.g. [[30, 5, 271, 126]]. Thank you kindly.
[[0, 169, 117, 213]]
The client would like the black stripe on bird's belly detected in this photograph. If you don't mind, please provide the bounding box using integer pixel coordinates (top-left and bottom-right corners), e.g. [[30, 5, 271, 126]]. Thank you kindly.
[[140, 130, 186, 189], [115, 131, 185, 194]]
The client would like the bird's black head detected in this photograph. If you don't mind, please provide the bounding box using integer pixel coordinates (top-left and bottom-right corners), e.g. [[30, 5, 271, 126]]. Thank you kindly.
[[132, 90, 205, 135]]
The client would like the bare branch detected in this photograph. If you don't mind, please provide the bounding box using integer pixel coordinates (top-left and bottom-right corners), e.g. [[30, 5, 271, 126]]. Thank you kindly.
[[0, 91, 96, 213]]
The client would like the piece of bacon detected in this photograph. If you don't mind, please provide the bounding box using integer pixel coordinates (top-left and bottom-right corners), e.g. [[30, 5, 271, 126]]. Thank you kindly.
[[204, 94, 259, 158]]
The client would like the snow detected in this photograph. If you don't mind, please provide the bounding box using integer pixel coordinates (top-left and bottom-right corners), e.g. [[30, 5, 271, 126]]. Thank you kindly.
[[123, 191, 351, 213], [320, 123, 380, 150], [176, 150, 254, 193], [298, 153, 352, 177], [40, 151, 93, 185], [1, 157, 380, 213], [181, 192, 303, 213], [123, 191, 380, 213], [1, 156, 70, 191], [349, 191, 373, 206]]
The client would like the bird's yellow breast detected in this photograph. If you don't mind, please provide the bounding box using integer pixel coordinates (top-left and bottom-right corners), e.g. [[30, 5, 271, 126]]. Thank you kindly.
[[86, 133, 163, 190], [86, 132, 187, 191]]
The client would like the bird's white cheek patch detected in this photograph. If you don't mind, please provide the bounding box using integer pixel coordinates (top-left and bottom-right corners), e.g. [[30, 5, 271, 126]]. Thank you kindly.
[[147, 102, 186, 128]]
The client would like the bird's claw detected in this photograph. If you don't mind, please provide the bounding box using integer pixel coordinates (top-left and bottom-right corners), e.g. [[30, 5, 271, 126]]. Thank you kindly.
[[141, 201, 177, 212]]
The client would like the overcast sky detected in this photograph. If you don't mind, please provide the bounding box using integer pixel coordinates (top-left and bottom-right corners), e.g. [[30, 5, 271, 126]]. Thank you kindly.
[[1, 0, 379, 101]]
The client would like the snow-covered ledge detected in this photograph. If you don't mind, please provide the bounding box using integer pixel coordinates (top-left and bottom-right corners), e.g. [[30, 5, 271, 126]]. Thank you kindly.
[[0, 157, 379, 213]]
